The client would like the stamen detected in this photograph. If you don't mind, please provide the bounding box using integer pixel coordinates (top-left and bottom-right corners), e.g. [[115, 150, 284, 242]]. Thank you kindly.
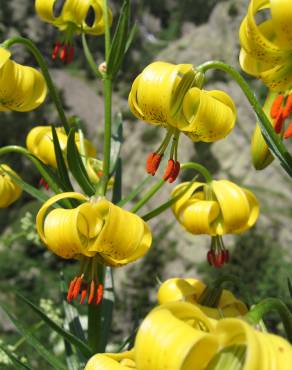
[[52, 42, 61, 61], [283, 94, 292, 119], [274, 111, 284, 133], [67, 277, 78, 302], [59, 45, 67, 63], [72, 274, 84, 299], [163, 159, 175, 181], [88, 280, 95, 304], [146, 153, 163, 175], [39, 178, 49, 190], [79, 283, 88, 304], [95, 284, 103, 305], [284, 120, 292, 139], [270, 94, 284, 119], [66, 46, 75, 64], [168, 161, 180, 183]]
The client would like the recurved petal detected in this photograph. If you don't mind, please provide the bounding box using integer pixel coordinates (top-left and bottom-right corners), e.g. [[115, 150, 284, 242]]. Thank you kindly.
[[0, 165, 22, 208], [171, 182, 205, 222], [85, 351, 136, 370], [157, 278, 207, 304], [215, 318, 292, 370], [211, 180, 252, 234], [231, 188, 260, 234], [181, 88, 236, 142], [36, 192, 88, 258], [88, 200, 152, 265], [35, 0, 57, 23], [135, 302, 218, 370], [0, 48, 11, 69], [260, 62, 292, 91], [182, 200, 220, 235], [271, 0, 292, 48]]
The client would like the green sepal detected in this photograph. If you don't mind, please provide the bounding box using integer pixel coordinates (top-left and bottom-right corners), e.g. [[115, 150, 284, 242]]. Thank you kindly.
[[107, 0, 130, 78], [67, 129, 95, 196]]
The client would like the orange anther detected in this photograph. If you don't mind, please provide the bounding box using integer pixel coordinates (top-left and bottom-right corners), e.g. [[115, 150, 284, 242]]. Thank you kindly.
[[168, 161, 180, 183], [67, 277, 78, 302], [274, 111, 284, 134], [95, 284, 103, 305], [270, 94, 284, 119], [163, 159, 175, 181], [283, 94, 292, 119], [80, 287, 88, 304], [146, 153, 162, 175], [72, 276, 83, 299], [284, 120, 292, 139], [66, 46, 75, 64], [88, 280, 95, 305], [52, 42, 61, 61]]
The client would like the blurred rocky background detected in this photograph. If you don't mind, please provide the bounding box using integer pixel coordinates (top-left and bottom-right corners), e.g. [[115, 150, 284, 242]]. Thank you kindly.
[[1, 0, 292, 367]]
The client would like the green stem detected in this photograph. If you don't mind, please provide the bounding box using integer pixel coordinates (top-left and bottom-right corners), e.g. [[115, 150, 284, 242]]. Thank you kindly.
[[117, 176, 152, 207], [97, 76, 113, 196], [87, 262, 106, 353], [0, 145, 61, 194], [245, 298, 292, 343], [180, 162, 213, 183], [131, 161, 212, 216], [2, 36, 69, 133], [131, 179, 165, 213], [102, 0, 111, 62], [197, 60, 292, 176]]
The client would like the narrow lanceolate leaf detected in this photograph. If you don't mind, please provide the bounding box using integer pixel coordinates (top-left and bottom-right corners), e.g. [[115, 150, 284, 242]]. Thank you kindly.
[[64, 341, 83, 370], [107, 0, 130, 78], [51, 126, 74, 191], [288, 278, 292, 300], [0, 304, 67, 370], [112, 158, 122, 204], [15, 292, 92, 359], [0, 343, 33, 370], [67, 129, 95, 196], [110, 112, 123, 176], [125, 22, 138, 53]]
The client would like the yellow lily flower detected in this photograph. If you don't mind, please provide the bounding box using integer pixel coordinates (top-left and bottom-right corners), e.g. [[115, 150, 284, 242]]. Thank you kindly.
[[85, 351, 136, 370], [0, 164, 22, 208], [239, 0, 292, 93], [171, 180, 259, 267], [157, 278, 248, 320], [128, 61, 236, 182], [0, 48, 47, 112], [35, 0, 112, 63], [36, 192, 152, 304], [134, 301, 292, 370], [26, 126, 96, 168]]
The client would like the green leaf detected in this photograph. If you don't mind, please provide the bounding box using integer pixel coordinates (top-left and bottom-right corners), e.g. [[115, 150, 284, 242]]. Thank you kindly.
[[67, 129, 95, 196], [142, 177, 198, 221], [81, 33, 102, 79], [0, 343, 34, 370], [107, 0, 130, 78], [15, 292, 92, 359], [51, 126, 74, 191], [0, 304, 67, 370], [112, 158, 122, 204], [288, 278, 292, 300], [64, 341, 83, 370], [125, 22, 138, 53]]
